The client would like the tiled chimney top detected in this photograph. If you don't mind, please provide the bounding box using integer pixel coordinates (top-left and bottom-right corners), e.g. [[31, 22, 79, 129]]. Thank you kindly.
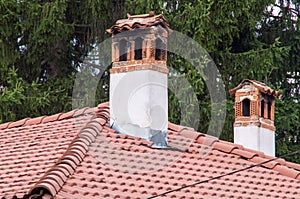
[[229, 79, 282, 99], [106, 11, 172, 35]]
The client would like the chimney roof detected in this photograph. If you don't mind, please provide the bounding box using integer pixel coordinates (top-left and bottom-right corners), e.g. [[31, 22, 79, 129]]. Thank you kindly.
[[229, 79, 282, 98], [106, 12, 172, 35]]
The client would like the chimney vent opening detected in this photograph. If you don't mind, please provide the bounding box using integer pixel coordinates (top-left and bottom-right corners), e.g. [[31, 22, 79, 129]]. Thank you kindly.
[[119, 39, 128, 61], [260, 100, 265, 117], [134, 37, 143, 60], [242, 98, 250, 116], [155, 38, 163, 60]]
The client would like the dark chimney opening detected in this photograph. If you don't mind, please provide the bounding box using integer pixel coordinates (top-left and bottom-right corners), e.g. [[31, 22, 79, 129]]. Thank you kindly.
[[119, 39, 128, 61], [134, 37, 143, 60], [242, 98, 250, 116], [260, 100, 265, 117]]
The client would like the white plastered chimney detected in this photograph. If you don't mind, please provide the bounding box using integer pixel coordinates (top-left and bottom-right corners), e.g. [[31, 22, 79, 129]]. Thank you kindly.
[[107, 12, 172, 148], [230, 80, 282, 156]]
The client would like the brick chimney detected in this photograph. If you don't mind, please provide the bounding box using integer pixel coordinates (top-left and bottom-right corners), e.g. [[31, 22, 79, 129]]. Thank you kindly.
[[230, 80, 282, 156], [106, 12, 172, 148]]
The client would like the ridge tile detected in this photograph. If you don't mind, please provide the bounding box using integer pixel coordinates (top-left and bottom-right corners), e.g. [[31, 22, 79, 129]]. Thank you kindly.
[[212, 141, 239, 153], [41, 113, 63, 124], [24, 116, 47, 126], [7, 118, 30, 128]]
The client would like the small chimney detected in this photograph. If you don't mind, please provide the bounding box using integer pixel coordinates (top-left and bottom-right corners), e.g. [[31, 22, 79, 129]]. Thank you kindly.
[[229, 80, 282, 156], [107, 12, 172, 148]]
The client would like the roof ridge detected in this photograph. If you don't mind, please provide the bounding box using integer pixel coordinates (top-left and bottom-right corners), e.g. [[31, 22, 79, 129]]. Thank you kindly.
[[168, 121, 300, 181], [26, 102, 110, 197], [28, 113, 108, 197], [0, 107, 98, 131]]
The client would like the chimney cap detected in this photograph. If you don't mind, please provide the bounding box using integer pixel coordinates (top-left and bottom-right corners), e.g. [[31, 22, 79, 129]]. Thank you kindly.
[[229, 79, 282, 99], [106, 12, 172, 35]]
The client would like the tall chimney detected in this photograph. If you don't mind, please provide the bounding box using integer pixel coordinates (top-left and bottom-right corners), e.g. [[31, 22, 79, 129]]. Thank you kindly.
[[229, 80, 282, 156], [107, 12, 172, 148]]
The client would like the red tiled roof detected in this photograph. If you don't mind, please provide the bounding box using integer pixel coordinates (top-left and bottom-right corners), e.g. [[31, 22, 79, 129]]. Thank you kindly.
[[107, 12, 172, 35], [0, 107, 97, 198], [1, 102, 299, 198], [229, 79, 282, 98]]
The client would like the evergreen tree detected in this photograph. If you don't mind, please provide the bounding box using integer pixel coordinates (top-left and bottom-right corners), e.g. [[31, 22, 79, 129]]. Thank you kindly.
[[0, 0, 125, 121]]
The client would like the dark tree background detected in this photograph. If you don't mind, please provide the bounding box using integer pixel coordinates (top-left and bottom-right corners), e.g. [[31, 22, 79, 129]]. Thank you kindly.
[[0, 0, 299, 163]]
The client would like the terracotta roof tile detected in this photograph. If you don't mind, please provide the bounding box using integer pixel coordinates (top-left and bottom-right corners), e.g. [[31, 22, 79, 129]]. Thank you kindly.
[[231, 148, 258, 159], [229, 79, 282, 98], [212, 141, 239, 153], [286, 161, 300, 171], [274, 157, 288, 165], [272, 165, 300, 179], [7, 118, 30, 128], [107, 12, 172, 35], [0, 122, 11, 130], [0, 106, 101, 198], [249, 156, 279, 169], [57, 117, 300, 198], [178, 128, 200, 140], [1, 102, 300, 199], [241, 147, 265, 157], [73, 107, 90, 117], [23, 116, 47, 126], [28, 118, 103, 196], [168, 122, 189, 132], [196, 134, 218, 146], [41, 113, 63, 123], [57, 109, 77, 120], [0, 107, 94, 131]]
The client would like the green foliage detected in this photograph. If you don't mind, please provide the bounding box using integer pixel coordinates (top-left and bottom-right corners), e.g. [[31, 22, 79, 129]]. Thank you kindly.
[[0, 0, 119, 122], [0, 67, 49, 122], [275, 99, 300, 163], [40, 76, 74, 116], [0, 0, 123, 80]]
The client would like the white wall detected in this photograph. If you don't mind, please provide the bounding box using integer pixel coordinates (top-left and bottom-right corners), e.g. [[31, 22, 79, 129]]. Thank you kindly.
[[110, 70, 168, 146], [234, 126, 275, 156]]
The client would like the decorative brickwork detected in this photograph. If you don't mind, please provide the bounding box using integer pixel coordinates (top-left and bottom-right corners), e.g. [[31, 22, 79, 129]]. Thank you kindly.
[[161, 46, 167, 61], [110, 64, 169, 74], [264, 101, 268, 118], [235, 102, 241, 117], [250, 101, 257, 116], [126, 44, 131, 61], [233, 121, 276, 131], [112, 60, 166, 67], [149, 41, 155, 59], [270, 101, 275, 121], [107, 12, 170, 75], [130, 41, 135, 60], [110, 58, 168, 74], [112, 43, 119, 62], [230, 80, 281, 132]]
